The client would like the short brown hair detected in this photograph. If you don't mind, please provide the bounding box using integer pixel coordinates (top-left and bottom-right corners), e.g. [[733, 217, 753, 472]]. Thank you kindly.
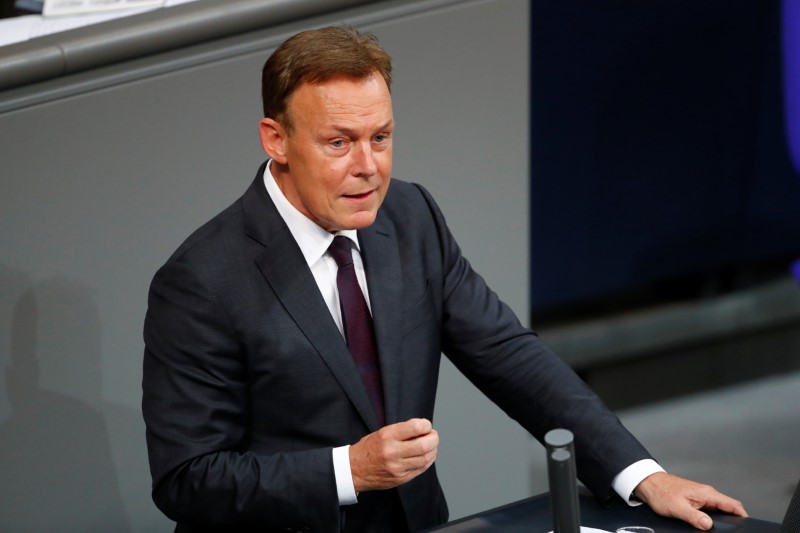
[[261, 26, 393, 130]]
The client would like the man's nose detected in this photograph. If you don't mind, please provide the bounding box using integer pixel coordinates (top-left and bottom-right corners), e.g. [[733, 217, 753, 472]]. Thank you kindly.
[[352, 141, 377, 177]]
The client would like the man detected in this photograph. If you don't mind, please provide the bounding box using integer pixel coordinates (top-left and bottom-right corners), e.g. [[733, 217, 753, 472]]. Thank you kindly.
[[142, 27, 746, 532]]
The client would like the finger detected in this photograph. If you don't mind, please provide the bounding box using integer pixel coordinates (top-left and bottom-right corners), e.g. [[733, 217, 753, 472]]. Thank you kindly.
[[670, 487, 744, 530], [724, 500, 748, 517], [394, 430, 439, 461], [654, 490, 713, 531], [686, 481, 748, 519], [704, 493, 748, 518], [394, 443, 438, 476]]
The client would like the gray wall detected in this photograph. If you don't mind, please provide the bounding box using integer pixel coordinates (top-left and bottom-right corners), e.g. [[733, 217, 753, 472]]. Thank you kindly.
[[0, 0, 535, 530]]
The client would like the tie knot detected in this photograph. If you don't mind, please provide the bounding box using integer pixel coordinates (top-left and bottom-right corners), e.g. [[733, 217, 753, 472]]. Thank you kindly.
[[328, 236, 354, 268]]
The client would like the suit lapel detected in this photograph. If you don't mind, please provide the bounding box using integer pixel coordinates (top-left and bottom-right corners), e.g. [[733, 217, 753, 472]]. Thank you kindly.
[[242, 168, 380, 431], [359, 214, 403, 426]]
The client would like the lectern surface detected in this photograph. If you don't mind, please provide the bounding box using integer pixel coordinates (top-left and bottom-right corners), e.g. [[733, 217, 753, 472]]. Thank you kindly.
[[423, 493, 780, 533]]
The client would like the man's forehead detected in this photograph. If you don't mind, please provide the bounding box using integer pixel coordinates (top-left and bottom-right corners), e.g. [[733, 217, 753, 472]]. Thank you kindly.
[[291, 73, 390, 103], [288, 75, 393, 124]]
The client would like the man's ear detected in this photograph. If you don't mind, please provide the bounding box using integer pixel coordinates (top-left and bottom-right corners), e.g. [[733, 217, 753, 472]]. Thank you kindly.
[[259, 118, 288, 164]]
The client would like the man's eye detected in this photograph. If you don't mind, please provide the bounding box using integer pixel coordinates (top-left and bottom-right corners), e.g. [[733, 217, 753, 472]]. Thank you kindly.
[[330, 140, 346, 148], [373, 134, 389, 143]]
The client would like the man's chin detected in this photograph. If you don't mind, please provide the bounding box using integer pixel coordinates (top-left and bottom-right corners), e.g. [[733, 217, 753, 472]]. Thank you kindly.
[[348, 213, 379, 230], [334, 211, 379, 232]]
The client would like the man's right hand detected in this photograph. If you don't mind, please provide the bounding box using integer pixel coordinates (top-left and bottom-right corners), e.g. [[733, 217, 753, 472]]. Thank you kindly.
[[349, 418, 439, 492]]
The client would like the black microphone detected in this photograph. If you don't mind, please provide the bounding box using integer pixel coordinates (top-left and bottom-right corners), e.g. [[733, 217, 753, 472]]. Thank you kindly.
[[545, 429, 581, 533]]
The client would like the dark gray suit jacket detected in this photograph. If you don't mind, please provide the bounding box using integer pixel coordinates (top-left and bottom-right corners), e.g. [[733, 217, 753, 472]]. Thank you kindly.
[[142, 162, 652, 532]]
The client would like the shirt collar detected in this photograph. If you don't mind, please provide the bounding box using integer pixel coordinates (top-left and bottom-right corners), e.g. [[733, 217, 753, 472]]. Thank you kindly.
[[263, 160, 360, 267]]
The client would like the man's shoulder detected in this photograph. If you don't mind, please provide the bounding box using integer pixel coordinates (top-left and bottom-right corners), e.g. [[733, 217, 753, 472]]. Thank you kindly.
[[168, 198, 246, 263], [165, 171, 272, 266], [375, 179, 454, 251], [386, 177, 425, 197], [382, 178, 436, 214]]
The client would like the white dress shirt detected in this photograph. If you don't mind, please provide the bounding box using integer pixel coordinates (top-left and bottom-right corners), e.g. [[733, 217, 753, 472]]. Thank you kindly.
[[262, 162, 664, 507]]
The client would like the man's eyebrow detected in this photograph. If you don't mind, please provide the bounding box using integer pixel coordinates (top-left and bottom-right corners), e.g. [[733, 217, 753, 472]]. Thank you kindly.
[[328, 120, 395, 137]]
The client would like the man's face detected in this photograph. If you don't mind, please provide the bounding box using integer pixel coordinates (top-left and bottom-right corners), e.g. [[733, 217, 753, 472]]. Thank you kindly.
[[264, 73, 394, 233]]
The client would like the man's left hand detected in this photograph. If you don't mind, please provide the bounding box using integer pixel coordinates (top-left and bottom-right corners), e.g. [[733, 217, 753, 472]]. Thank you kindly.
[[633, 472, 748, 530]]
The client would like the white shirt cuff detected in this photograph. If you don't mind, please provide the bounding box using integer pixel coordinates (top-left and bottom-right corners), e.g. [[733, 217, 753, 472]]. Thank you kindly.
[[332, 445, 358, 506], [612, 459, 665, 506]]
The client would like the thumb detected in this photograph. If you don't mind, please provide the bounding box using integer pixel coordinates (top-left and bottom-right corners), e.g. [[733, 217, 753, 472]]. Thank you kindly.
[[391, 418, 432, 440], [686, 509, 713, 531]]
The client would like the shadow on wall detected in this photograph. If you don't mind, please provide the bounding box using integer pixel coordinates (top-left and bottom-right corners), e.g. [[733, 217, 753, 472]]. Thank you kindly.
[[0, 267, 132, 532]]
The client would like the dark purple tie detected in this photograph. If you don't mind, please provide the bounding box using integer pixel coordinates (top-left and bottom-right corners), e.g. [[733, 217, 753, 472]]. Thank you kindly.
[[328, 236, 385, 426]]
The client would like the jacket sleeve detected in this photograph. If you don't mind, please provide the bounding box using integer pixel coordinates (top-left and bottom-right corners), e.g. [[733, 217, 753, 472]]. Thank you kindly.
[[412, 183, 654, 502], [142, 252, 341, 530]]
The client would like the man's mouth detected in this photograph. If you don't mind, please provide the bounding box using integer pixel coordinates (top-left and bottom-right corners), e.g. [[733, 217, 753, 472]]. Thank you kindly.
[[343, 191, 373, 200]]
